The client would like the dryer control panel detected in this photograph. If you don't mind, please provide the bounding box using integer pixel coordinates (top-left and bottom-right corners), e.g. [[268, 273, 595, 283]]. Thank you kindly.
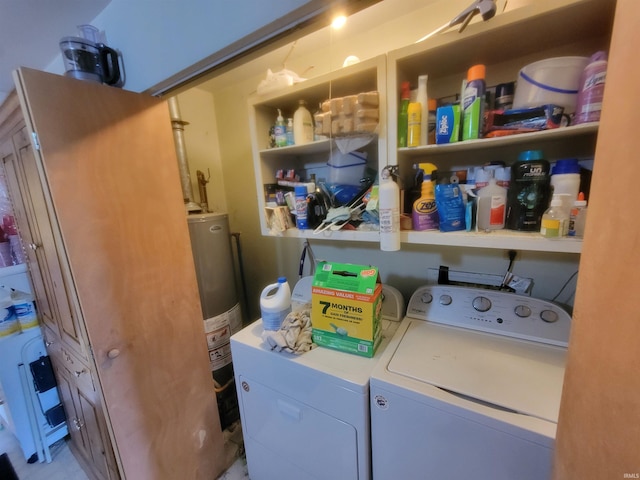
[[407, 285, 571, 347]]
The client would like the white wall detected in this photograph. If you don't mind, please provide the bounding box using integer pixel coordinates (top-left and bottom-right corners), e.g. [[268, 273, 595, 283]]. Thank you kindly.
[[176, 0, 579, 320], [47, 0, 325, 93]]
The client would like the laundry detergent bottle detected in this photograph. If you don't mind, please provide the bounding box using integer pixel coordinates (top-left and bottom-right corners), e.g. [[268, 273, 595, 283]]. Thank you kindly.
[[574, 51, 608, 125], [260, 277, 291, 331], [506, 150, 551, 231]]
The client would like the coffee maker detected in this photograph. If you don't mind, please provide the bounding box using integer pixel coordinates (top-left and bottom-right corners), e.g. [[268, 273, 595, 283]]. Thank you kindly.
[[60, 25, 123, 87]]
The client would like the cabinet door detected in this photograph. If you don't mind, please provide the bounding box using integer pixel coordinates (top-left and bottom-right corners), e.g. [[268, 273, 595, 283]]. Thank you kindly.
[[14, 67, 224, 480], [2, 126, 87, 361], [54, 358, 117, 480], [2, 133, 56, 338]]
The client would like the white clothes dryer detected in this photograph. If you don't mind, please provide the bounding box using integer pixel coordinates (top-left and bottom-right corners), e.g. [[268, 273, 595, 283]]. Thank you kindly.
[[230, 285, 403, 480], [370, 285, 571, 480]]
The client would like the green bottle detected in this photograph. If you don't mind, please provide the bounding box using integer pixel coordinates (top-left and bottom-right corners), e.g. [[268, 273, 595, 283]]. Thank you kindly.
[[398, 81, 411, 148]]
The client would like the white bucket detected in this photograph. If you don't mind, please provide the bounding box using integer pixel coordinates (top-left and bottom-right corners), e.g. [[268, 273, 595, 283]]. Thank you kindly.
[[513, 56, 589, 114]]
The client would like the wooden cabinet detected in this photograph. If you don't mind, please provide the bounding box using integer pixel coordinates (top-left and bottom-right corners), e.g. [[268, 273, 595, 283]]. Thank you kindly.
[[2, 96, 116, 480], [44, 324, 117, 480], [3, 124, 88, 361], [0, 67, 226, 480]]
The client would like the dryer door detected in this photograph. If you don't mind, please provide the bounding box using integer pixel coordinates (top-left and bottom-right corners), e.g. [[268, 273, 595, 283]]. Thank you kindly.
[[238, 374, 359, 480]]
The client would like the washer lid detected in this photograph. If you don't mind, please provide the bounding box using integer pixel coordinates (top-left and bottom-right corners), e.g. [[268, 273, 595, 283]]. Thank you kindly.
[[387, 319, 567, 423]]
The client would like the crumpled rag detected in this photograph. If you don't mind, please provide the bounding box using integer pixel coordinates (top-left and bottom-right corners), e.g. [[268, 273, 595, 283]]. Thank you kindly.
[[262, 309, 315, 355]]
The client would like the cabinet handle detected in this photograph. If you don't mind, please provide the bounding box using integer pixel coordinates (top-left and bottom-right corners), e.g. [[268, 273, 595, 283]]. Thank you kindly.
[[107, 349, 120, 359], [74, 369, 87, 378], [28, 243, 40, 250], [73, 418, 84, 431]]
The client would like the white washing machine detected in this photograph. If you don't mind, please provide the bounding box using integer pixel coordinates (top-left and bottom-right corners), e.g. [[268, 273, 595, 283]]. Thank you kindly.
[[230, 285, 404, 480], [370, 285, 571, 480]]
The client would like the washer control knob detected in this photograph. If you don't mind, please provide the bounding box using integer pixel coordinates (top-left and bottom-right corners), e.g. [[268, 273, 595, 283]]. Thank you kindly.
[[540, 309, 559, 323], [439, 294, 452, 306], [514, 305, 532, 318], [421, 292, 433, 304], [472, 296, 491, 312]]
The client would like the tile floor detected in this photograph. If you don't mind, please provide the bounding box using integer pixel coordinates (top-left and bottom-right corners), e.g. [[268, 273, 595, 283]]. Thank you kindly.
[[0, 423, 88, 480], [0, 422, 249, 479]]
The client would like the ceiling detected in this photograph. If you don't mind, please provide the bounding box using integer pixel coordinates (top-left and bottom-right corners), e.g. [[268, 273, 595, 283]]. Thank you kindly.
[[0, 0, 111, 103]]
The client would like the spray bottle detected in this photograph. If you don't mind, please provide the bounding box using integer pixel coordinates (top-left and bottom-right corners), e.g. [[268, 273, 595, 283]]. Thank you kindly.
[[412, 164, 439, 231]]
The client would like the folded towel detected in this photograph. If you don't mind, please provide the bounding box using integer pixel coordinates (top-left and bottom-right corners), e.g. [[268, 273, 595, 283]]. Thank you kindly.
[[262, 309, 315, 355]]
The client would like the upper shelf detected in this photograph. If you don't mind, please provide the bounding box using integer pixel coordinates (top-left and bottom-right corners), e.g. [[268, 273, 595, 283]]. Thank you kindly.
[[388, 0, 615, 90], [397, 122, 599, 165]]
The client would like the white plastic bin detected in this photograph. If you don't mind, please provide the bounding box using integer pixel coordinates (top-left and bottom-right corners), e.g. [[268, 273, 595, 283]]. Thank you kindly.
[[327, 151, 367, 186], [513, 56, 589, 114]]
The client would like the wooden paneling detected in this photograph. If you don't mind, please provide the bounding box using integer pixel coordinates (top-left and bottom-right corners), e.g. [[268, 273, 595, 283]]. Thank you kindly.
[[553, 0, 640, 477], [12, 68, 225, 479]]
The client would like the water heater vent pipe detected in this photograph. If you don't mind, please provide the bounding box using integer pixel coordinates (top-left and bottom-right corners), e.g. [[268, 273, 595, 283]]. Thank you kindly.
[[168, 96, 202, 213]]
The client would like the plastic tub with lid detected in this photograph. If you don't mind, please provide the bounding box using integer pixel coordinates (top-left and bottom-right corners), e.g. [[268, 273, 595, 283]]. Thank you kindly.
[[513, 56, 589, 114]]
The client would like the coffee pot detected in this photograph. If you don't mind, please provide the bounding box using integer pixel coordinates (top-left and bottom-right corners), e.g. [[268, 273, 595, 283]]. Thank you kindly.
[[60, 25, 123, 86]]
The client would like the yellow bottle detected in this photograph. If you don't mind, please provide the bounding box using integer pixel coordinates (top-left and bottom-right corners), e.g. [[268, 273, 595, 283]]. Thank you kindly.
[[412, 173, 439, 230], [407, 102, 421, 147]]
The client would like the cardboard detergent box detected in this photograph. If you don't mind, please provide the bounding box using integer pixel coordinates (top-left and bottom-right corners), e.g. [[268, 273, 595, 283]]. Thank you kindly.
[[311, 261, 382, 358]]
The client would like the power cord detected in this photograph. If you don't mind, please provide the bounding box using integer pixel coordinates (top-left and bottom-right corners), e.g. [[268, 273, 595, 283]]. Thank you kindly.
[[552, 270, 579, 302]]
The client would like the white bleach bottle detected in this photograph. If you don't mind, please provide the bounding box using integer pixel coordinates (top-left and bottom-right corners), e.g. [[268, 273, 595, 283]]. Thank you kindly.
[[260, 277, 292, 330]]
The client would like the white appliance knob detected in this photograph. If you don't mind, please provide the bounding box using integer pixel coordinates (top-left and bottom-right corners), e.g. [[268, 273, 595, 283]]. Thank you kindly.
[[421, 292, 433, 304], [514, 305, 531, 318], [472, 296, 491, 312], [540, 309, 559, 323], [439, 294, 452, 305]]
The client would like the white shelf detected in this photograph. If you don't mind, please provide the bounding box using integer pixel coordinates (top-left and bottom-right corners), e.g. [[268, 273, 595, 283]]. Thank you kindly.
[[397, 123, 599, 157], [401, 230, 582, 254], [266, 226, 582, 254], [273, 228, 380, 243]]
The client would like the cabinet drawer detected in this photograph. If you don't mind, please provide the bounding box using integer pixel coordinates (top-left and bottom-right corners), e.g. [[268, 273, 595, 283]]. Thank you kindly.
[[45, 328, 95, 396]]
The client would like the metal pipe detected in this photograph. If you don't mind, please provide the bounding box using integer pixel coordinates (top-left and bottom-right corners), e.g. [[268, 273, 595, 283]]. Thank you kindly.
[[168, 96, 202, 213]]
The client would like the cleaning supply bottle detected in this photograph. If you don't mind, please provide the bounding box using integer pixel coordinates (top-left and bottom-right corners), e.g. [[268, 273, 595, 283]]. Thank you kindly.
[[378, 166, 401, 251], [294, 185, 309, 229], [551, 158, 581, 202], [294, 100, 313, 145], [506, 150, 551, 231], [407, 101, 422, 147], [274, 109, 287, 147], [412, 173, 439, 231], [398, 81, 411, 148], [427, 98, 437, 145], [540, 195, 568, 238], [286, 117, 294, 146], [416, 74, 429, 145], [476, 177, 507, 231], [568, 192, 588, 237], [260, 277, 292, 331], [462, 64, 486, 141], [574, 51, 608, 125]]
